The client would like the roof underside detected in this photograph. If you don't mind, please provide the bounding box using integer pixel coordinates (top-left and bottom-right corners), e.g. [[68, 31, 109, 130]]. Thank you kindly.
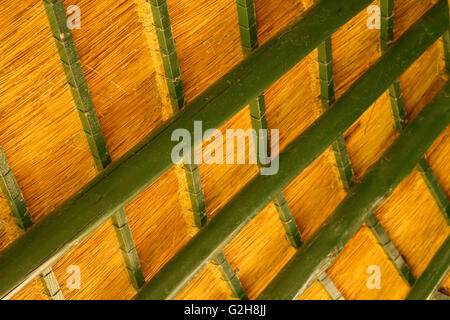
[[0, 0, 448, 300]]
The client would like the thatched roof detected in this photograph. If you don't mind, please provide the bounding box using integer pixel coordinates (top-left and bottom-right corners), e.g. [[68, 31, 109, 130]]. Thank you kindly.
[[0, 0, 448, 300]]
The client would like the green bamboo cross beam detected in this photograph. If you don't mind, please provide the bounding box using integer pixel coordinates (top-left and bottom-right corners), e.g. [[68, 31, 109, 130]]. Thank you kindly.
[[444, 31, 450, 72], [380, 0, 450, 224], [365, 213, 415, 286], [214, 252, 248, 300], [317, 272, 345, 300], [0, 0, 420, 299], [258, 80, 450, 299], [406, 236, 450, 300], [42, 0, 145, 289], [148, 0, 207, 228], [0, 147, 63, 300], [236, 0, 302, 249], [149, 0, 245, 295], [314, 3, 355, 191]]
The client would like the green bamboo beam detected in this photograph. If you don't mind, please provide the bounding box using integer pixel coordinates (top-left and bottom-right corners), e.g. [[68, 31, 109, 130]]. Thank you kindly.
[[236, 0, 302, 248], [236, 0, 258, 55], [43, 0, 145, 289], [380, 0, 407, 130], [0, 147, 63, 300], [149, 0, 207, 228], [213, 252, 248, 300], [380, 0, 450, 223], [0, 0, 412, 299], [258, 81, 450, 300], [366, 213, 415, 286], [406, 236, 450, 300], [134, 4, 449, 299], [42, 0, 109, 170], [380, 0, 395, 52], [416, 159, 450, 223], [317, 272, 345, 300], [432, 291, 450, 300], [317, 38, 355, 190], [148, 0, 184, 111], [444, 30, 450, 72]]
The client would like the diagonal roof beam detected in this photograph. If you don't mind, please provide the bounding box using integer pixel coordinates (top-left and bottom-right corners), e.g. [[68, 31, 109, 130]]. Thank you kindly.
[[0, 0, 397, 299], [0, 147, 63, 300], [133, 2, 450, 299], [235, 0, 302, 248], [406, 236, 450, 300], [258, 80, 450, 299], [42, 0, 145, 289]]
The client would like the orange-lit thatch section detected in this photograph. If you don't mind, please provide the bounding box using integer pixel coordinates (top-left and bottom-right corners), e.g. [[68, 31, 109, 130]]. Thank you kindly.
[[0, 0, 448, 300]]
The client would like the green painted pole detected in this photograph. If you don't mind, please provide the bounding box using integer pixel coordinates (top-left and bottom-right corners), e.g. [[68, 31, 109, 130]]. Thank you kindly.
[[406, 236, 450, 300], [258, 81, 450, 300], [0, 0, 375, 299], [133, 2, 449, 299]]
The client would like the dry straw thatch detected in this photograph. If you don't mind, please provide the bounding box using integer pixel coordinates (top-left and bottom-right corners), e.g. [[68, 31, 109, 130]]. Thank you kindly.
[[0, 0, 448, 299]]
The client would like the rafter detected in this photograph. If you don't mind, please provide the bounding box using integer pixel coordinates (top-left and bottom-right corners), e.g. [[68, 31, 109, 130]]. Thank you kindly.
[[258, 81, 450, 299], [0, 147, 63, 300], [235, 0, 302, 249], [42, 0, 145, 289]]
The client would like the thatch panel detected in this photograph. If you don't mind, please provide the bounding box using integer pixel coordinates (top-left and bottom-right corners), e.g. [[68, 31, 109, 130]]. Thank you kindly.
[[167, 0, 243, 101], [51, 221, 135, 300], [176, 263, 236, 300], [264, 51, 322, 153], [400, 39, 448, 122], [283, 148, 347, 241], [332, 1, 380, 99], [426, 127, 450, 196], [298, 281, 331, 300], [0, 1, 97, 223], [224, 203, 296, 299], [12, 278, 49, 301], [198, 107, 259, 219], [254, 0, 314, 45], [127, 167, 196, 280], [62, 0, 164, 161], [344, 93, 398, 181], [375, 169, 450, 278], [394, 0, 440, 41], [327, 226, 410, 300]]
